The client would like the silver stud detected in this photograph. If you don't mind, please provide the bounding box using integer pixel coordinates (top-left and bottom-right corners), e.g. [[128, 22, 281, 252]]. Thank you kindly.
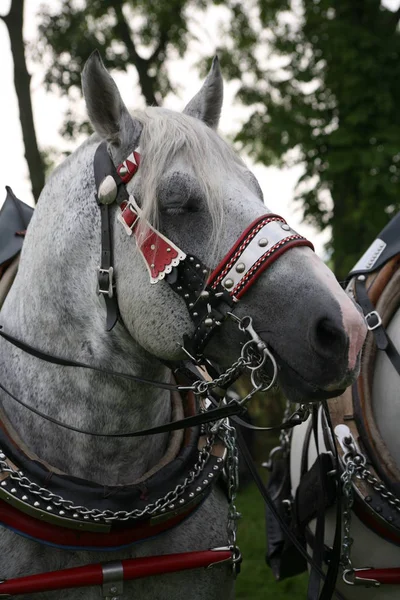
[[59, 510, 65, 516], [46, 506, 52, 512], [184, 293, 189, 298], [217, 458, 223, 463], [73, 513, 79, 518], [177, 286, 182, 291], [169, 504, 175, 509], [119, 165, 128, 176], [151, 263, 155, 268], [34, 501, 40, 507], [223, 278, 234, 290], [213, 465, 219, 471], [11, 488, 17, 494], [258, 238, 268, 247], [0, 453, 5, 459], [281, 224, 290, 231], [204, 318, 214, 327], [208, 473, 214, 478], [196, 486, 202, 492], [202, 269, 208, 275], [236, 263, 245, 273], [200, 290, 210, 299], [161, 508, 166, 512], [196, 263, 201, 268], [189, 302, 194, 308], [151, 244, 156, 250], [193, 312, 198, 317], [84, 515, 90, 520], [179, 499, 185, 504], [98, 175, 118, 205], [22, 495, 28, 501], [358, 275, 366, 281], [0, 481, 7, 487], [203, 480, 209, 485], [189, 257, 194, 262], [189, 492, 194, 498]]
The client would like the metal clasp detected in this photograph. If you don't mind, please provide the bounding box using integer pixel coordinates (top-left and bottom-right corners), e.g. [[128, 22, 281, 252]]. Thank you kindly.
[[97, 267, 114, 298], [102, 561, 124, 599], [365, 310, 382, 331], [343, 568, 380, 588], [117, 198, 139, 236]]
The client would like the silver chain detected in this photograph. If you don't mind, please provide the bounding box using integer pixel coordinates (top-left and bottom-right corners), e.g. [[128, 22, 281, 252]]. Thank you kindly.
[[222, 421, 241, 549], [192, 355, 251, 397], [340, 437, 400, 574], [0, 435, 215, 523], [356, 465, 400, 511], [340, 459, 356, 571]]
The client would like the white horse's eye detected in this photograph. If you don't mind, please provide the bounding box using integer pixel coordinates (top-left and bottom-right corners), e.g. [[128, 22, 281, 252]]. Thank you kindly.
[[158, 172, 204, 214]]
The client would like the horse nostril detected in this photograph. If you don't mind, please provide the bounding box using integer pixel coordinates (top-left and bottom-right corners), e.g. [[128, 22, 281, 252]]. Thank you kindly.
[[312, 317, 348, 356]]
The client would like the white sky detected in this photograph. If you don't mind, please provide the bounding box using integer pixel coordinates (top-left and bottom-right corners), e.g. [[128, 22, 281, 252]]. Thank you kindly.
[[0, 1, 398, 256]]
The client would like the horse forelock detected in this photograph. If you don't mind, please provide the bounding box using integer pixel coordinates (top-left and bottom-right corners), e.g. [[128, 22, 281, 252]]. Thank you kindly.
[[131, 108, 247, 256]]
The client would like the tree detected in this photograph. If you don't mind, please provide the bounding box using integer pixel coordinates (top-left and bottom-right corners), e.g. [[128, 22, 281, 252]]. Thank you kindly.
[[230, 0, 400, 278], [35, 1, 260, 139], [1, 0, 45, 202]]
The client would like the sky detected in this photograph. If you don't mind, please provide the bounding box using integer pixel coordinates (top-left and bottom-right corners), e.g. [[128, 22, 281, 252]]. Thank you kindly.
[[0, 1, 398, 257]]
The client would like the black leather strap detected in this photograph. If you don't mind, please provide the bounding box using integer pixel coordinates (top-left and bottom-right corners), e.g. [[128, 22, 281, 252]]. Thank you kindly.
[[235, 426, 346, 600], [355, 276, 400, 376], [98, 203, 119, 331]]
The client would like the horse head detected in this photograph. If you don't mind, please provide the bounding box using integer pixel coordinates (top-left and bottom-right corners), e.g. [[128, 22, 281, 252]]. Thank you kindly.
[[82, 51, 366, 403]]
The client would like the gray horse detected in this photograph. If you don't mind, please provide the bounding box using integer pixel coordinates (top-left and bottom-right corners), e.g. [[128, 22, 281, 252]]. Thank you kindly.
[[0, 52, 366, 599]]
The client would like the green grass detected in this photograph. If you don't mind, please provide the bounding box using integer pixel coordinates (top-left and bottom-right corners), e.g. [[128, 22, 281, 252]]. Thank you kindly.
[[235, 482, 308, 600]]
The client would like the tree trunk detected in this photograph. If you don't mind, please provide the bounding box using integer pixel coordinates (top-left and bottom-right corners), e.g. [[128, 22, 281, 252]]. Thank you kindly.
[[2, 0, 45, 203]]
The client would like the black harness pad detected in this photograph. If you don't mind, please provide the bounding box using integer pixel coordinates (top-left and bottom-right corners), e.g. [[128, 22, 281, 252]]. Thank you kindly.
[[348, 210, 400, 280], [0, 186, 33, 267]]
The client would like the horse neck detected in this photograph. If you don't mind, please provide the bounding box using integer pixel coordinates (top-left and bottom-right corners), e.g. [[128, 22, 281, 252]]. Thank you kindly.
[[0, 141, 172, 486]]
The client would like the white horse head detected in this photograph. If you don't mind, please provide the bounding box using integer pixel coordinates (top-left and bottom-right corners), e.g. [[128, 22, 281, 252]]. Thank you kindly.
[[80, 51, 366, 402]]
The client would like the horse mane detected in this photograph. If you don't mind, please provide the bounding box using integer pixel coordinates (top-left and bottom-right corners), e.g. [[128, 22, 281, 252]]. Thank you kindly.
[[133, 107, 247, 252]]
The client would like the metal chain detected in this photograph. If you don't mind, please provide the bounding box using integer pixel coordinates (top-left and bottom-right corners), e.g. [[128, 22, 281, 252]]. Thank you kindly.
[[223, 421, 241, 549], [356, 465, 400, 511], [340, 436, 400, 580], [0, 435, 216, 523], [192, 355, 251, 397], [340, 459, 356, 571]]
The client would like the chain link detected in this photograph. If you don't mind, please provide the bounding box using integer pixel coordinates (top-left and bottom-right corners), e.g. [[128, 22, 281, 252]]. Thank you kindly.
[[340, 459, 356, 571], [223, 422, 241, 549], [0, 436, 215, 523], [340, 437, 400, 575]]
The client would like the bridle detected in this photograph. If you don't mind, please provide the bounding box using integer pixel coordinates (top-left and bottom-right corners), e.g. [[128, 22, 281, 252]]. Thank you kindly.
[[94, 141, 313, 358]]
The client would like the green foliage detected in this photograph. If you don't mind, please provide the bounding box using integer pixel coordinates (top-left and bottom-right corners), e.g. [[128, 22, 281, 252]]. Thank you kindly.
[[229, 0, 400, 277]]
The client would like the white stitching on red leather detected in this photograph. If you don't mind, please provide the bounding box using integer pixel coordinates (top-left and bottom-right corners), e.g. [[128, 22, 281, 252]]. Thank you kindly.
[[210, 216, 285, 288]]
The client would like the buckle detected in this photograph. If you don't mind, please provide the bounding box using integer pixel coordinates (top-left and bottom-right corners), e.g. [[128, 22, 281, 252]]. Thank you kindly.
[[97, 267, 114, 298], [365, 310, 382, 331], [117, 201, 138, 236]]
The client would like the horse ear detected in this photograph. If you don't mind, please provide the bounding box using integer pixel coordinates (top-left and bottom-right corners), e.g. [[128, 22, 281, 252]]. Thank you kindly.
[[183, 57, 223, 129], [82, 50, 133, 143]]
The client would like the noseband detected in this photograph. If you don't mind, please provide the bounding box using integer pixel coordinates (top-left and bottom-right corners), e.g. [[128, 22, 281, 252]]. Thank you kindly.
[[94, 142, 314, 362]]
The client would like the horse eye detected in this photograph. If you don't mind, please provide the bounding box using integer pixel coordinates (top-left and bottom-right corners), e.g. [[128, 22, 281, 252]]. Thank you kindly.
[[159, 173, 203, 214]]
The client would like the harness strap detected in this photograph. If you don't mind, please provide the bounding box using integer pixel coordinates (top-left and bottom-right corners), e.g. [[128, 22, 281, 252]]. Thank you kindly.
[[98, 203, 118, 331], [355, 276, 400, 376], [0, 548, 233, 597], [0, 327, 305, 438], [235, 425, 347, 600]]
